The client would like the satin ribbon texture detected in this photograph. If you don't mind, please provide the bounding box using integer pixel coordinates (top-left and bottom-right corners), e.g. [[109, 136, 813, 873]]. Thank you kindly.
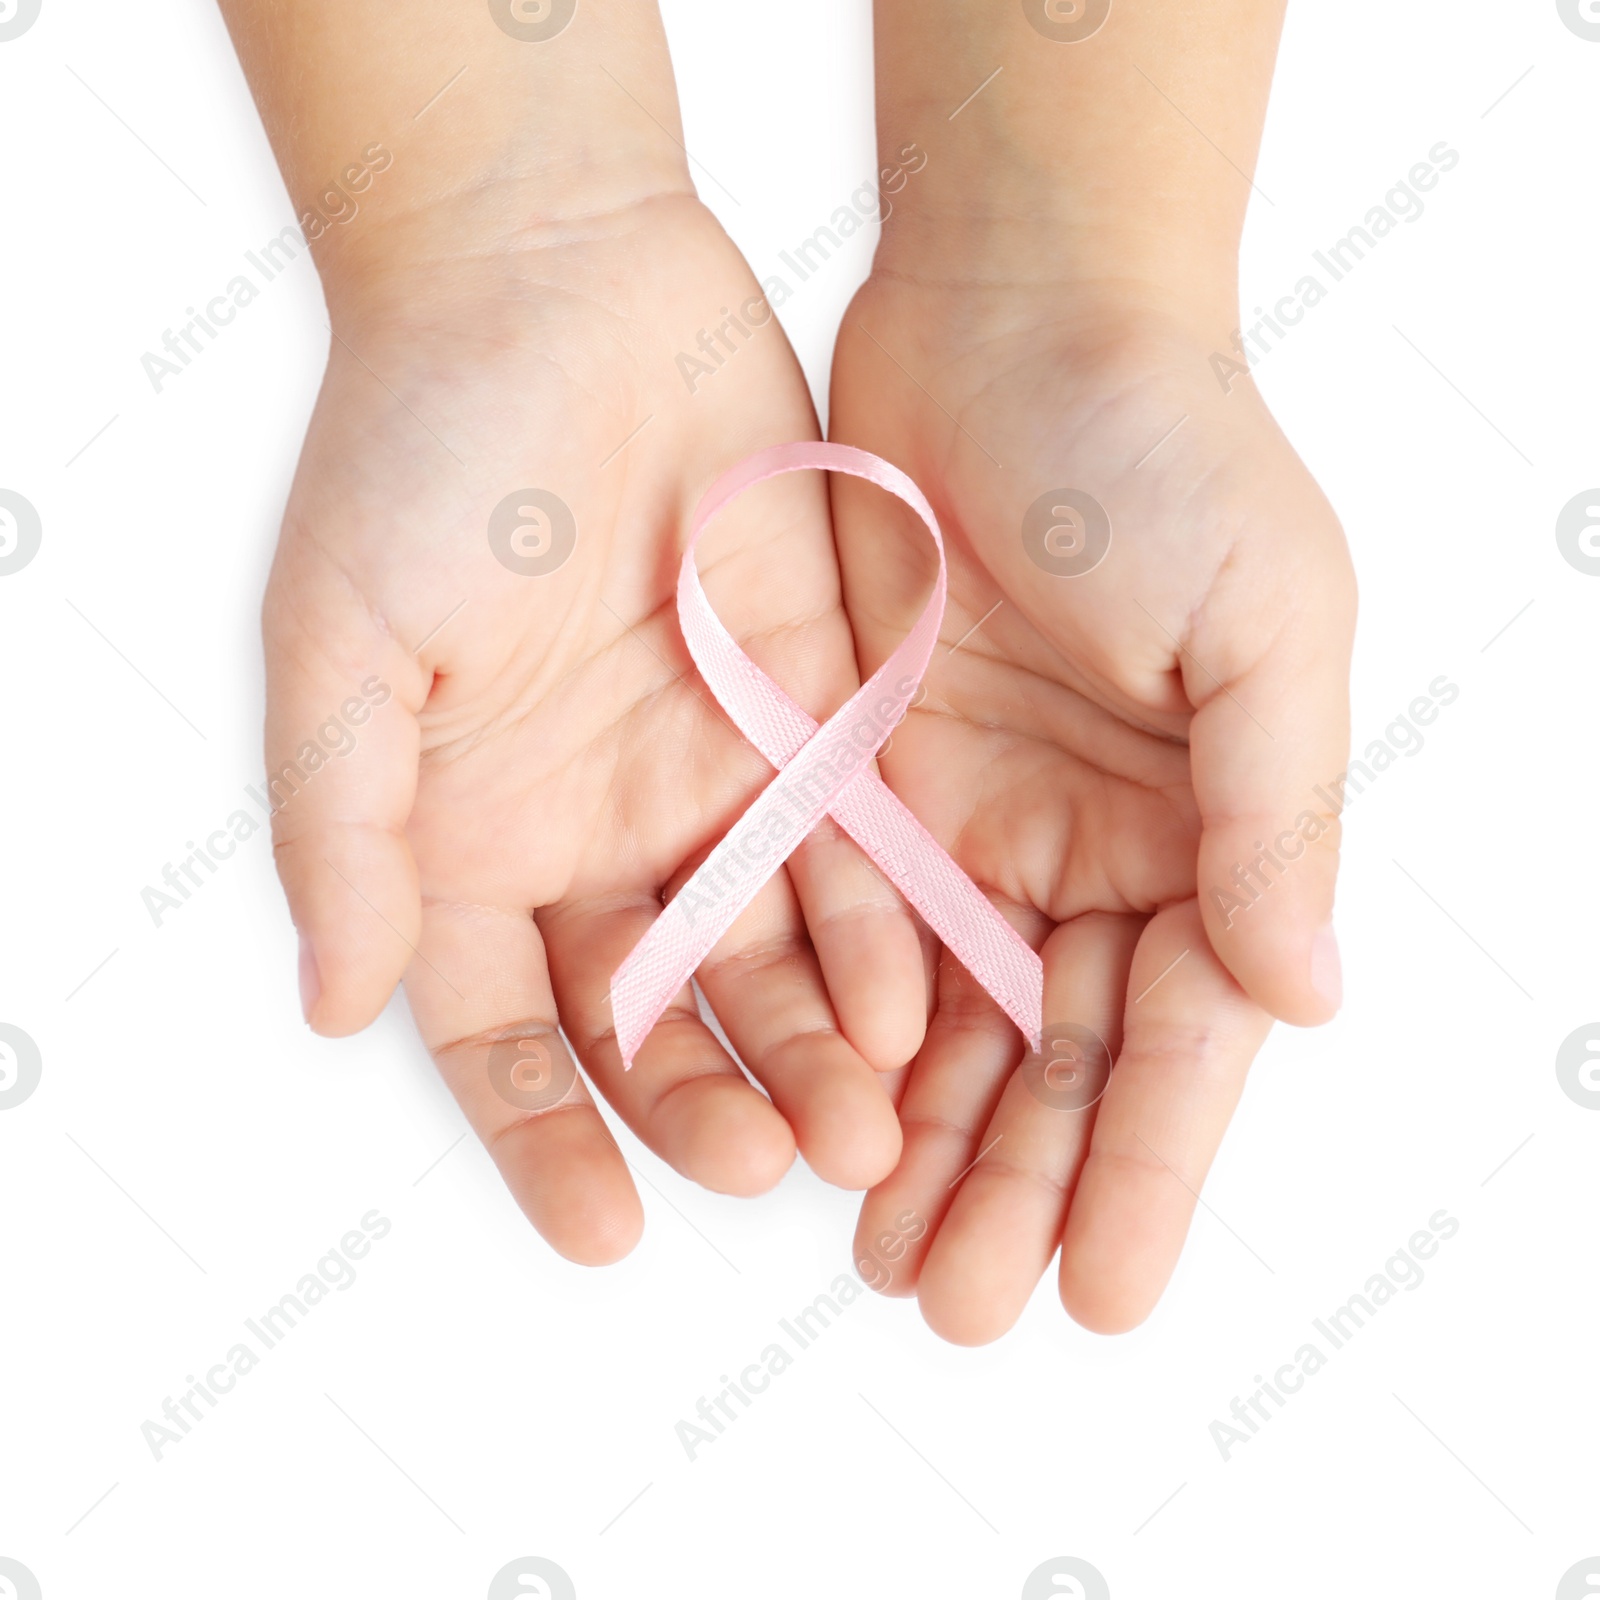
[[609, 441, 1044, 1070]]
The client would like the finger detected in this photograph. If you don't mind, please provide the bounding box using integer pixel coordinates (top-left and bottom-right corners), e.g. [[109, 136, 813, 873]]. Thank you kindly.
[[404, 898, 642, 1266], [1059, 900, 1272, 1333], [786, 815, 930, 1071], [263, 560, 423, 1036], [1188, 531, 1356, 1026], [540, 895, 796, 1198], [695, 868, 902, 1191], [851, 947, 1031, 1295], [916, 913, 1141, 1346]]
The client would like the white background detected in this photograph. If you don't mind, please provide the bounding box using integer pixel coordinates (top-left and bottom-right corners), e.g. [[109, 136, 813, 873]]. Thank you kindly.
[[2, 2, 1597, 1597]]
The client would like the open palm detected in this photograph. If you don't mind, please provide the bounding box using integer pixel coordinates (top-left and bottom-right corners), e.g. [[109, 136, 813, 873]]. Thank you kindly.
[[267, 197, 928, 1263], [831, 280, 1355, 1340]]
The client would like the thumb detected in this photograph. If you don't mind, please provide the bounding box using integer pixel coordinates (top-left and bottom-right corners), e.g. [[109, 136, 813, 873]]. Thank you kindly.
[[1189, 544, 1357, 1027], [263, 562, 423, 1034]]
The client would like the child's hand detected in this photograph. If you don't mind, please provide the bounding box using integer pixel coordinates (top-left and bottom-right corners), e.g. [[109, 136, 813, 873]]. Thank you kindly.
[[831, 277, 1355, 1339], [266, 193, 929, 1262], [219, 0, 929, 1262]]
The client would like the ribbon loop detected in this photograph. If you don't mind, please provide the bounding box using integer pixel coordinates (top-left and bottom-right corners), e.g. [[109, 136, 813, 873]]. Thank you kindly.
[[610, 442, 1043, 1069]]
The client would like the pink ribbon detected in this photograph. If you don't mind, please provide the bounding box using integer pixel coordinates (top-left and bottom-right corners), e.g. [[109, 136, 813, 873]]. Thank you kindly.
[[610, 442, 1043, 1069]]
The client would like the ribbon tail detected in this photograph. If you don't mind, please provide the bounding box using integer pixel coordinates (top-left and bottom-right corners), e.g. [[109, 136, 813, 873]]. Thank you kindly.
[[830, 769, 1043, 1052]]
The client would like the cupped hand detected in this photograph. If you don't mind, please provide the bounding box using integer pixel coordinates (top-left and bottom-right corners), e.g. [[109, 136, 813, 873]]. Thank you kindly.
[[830, 278, 1356, 1339], [265, 194, 929, 1262]]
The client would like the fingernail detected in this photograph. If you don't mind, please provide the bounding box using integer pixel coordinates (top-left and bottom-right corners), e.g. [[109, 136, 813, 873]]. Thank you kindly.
[[1311, 921, 1342, 1012], [298, 934, 321, 1024]]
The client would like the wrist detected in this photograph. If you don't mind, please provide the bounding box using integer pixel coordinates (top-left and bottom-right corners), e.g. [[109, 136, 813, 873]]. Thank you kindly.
[[220, 0, 695, 330], [865, 208, 1241, 360], [314, 162, 695, 333], [864, 0, 1275, 352]]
